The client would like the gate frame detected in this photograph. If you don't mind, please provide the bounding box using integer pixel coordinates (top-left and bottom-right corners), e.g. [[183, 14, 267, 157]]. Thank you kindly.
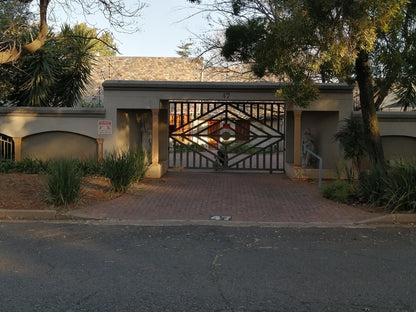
[[168, 100, 286, 172]]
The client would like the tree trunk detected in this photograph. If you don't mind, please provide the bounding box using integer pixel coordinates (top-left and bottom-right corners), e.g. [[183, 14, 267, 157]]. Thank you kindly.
[[355, 50, 385, 167], [0, 0, 50, 64]]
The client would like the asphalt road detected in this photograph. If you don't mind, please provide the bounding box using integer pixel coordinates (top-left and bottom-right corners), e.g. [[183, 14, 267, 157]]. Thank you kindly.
[[0, 222, 415, 312]]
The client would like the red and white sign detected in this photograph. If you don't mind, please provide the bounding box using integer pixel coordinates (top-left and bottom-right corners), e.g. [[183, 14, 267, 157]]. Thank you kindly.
[[98, 120, 112, 134]]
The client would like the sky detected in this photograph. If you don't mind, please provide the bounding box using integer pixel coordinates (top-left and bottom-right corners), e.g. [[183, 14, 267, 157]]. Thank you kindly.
[[116, 0, 207, 57], [54, 0, 211, 57]]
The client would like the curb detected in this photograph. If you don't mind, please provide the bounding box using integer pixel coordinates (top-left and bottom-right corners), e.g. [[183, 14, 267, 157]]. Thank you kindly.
[[0, 209, 57, 220], [2, 210, 416, 226], [357, 213, 416, 225]]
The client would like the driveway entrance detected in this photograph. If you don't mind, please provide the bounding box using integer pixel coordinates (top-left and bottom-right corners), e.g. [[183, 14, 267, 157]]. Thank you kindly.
[[169, 100, 285, 172], [70, 171, 378, 224]]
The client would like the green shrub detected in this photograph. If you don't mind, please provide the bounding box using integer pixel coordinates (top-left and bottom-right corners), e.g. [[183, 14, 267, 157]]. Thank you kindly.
[[78, 158, 103, 176], [358, 164, 388, 206], [334, 117, 366, 174], [102, 148, 149, 192], [131, 148, 150, 182], [321, 180, 357, 204], [385, 160, 416, 212], [0, 158, 48, 174], [0, 160, 15, 173], [46, 159, 82, 206]]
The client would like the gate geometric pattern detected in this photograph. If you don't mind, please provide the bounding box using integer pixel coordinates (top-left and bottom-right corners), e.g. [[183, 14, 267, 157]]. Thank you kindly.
[[169, 101, 285, 172]]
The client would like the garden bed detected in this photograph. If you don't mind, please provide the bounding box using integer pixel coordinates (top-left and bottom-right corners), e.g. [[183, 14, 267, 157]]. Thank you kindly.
[[0, 173, 121, 211]]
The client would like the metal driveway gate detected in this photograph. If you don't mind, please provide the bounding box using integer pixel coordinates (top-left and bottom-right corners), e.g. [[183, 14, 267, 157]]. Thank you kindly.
[[169, 100, 285, 172]]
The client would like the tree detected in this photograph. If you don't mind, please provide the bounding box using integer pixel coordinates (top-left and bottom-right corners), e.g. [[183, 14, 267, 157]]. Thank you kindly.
[[176, 41, 194, 58], [0, 0, 144, 64], [188, 0, 412, 167], [2, 23, 99, 107], [71, 23, 118, 57]]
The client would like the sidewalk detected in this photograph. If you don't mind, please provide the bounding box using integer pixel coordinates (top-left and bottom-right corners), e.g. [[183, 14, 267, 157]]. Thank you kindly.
[[69, 171, 390, 225]]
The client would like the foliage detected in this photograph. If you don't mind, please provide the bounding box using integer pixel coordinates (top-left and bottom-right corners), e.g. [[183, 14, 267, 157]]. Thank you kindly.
[[321, 180, 357, 204], [176, 42, 194, 58], [334, 118, 367, 173], [77, 158, 103, 176], [0, 158, 48, 173], [189, 0, 414, 166], [70, 23, 118, 57], [335, 162, 356, 185], [0, 0, 144, 63], [0, 157, 104, 175], [358, 160, 416, 212], [384, 160, 416, 212], [102, 148, 149, 192], [1, 23, 98, 107], [372, 1, 416, 111], [45, 158, 82, 206], [358, 164, 389, 207], [131, 148, 150, 182], [0, 0, 34, 50]]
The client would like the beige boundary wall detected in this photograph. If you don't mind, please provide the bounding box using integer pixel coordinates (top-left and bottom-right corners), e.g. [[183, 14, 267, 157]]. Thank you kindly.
[[2, 81, 414, 180], [0, 107, 106, 161]]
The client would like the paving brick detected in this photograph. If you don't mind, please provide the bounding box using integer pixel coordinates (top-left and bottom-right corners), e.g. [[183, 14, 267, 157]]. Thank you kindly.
[[71, 172, 380, 224]]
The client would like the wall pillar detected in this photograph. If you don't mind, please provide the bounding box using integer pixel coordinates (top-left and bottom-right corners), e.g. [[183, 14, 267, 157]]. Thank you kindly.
[[145, 109, 164, 178], [12, 137, 22, 162], [151, 109, 160, 165], [293, 110, 302, 167], [96, 138, 104, 162]]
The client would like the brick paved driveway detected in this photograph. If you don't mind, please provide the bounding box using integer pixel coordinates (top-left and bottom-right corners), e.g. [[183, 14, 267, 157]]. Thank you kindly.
[[71, 171, 379, 224]]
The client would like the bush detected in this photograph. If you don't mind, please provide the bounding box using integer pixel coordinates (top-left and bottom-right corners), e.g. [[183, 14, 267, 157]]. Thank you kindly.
[[321, 180, 357, 204], [46, 159, 82, 206], [77, 158, 103, 176], [102, 148, 149, 192], [385, 160, 416, 212], [131, 148, 150, 182], [358, 164, 388, 206], [0, 158, 48, 174]]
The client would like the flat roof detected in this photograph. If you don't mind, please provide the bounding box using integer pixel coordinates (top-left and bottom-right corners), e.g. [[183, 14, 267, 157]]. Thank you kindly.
[[102, 80, 353, 93]]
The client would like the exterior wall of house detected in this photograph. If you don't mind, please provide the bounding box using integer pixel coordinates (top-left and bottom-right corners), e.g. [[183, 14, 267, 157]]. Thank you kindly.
[[352, 111, 416, 163]]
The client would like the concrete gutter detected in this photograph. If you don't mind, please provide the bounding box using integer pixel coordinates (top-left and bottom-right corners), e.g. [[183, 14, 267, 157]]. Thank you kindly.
[[2, 209, 416, 226], [0, 209, 56, 220], [357, 213, 416, 225]]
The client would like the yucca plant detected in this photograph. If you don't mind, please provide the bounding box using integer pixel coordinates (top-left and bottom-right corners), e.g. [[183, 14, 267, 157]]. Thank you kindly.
[[46, 158, 82, 206], [53, 24, 96, 107]]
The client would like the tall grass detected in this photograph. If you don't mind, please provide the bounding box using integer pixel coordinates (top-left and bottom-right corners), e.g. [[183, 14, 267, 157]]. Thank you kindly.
[[358, 164, 388, 207], [46, 158, 82, 206], [102, 148, 149, 192], [385, 160, 416, 212], [358, 160, 416, 212]]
